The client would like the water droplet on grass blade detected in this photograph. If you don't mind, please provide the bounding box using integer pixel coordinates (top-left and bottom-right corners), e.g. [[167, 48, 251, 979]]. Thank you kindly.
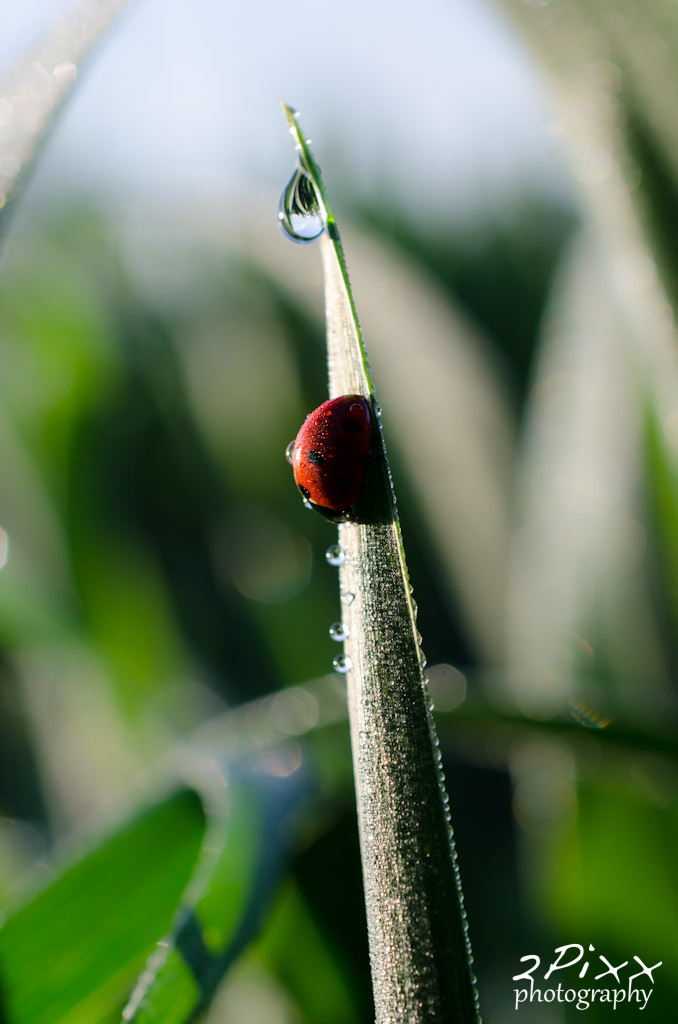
[[329, 621, 349, 642], [333, 654, 352, 674], [278, 164, 325, 243], [325, 543, 346, 567]]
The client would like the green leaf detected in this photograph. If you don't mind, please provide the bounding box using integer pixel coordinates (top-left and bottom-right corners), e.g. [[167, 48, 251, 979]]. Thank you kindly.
[[0, 790, 205, 1024], [122, 760, 307, 1022], [550, 778, 678, 972], [280, 105, 480, 1024]]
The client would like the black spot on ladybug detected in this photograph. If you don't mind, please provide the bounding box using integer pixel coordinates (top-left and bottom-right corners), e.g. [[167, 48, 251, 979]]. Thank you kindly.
[[298, 484, 311, 499], [342, 418, 362, 434], [307, 449, 325, 465], [336, 475, 354, 489]]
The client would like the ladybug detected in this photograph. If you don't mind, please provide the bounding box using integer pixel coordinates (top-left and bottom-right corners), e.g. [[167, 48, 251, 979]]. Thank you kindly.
[[286, 395, 372, 522]]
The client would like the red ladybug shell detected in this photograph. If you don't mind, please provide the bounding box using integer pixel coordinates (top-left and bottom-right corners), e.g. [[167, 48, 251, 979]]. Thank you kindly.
[[288, 395, 371, 520]]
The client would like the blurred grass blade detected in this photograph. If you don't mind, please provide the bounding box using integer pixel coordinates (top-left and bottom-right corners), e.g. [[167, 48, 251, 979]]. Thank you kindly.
[[500, 0, 678, 730], [281, 104, 480, 1024], [0, 0, 130, 238], [550, 777, 678, 966], [0, 790, 205, 1024], [504, 229, 641, 714], [122, 755, 307, 1023], [260, 880, 364, 1024], [503, 0, 678, 202], [504, 224, 677, 719], [644, 406, 678, 633]]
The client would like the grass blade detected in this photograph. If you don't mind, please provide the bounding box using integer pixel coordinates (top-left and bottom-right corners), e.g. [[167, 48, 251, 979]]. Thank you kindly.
[[281, 104, 480, 1024], [122, 756, 308, 1023], [0, 0, 130, 239], [645, 408, 678, 633], [0, 790, 205, 1024]]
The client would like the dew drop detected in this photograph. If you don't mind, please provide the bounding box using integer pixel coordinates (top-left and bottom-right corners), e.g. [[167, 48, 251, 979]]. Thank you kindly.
[[333, 654, 352, 674], [285, 440, 295, 465], [325, 543, 346, 567], [329, 621, 349, 642], [53, 60, 77, 82], [278, 164, 325, 244], [341, 591, 355, 606]]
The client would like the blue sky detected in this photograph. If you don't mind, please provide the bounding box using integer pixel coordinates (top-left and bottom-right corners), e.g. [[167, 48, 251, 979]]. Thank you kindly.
[[1, 0, 568, 222]]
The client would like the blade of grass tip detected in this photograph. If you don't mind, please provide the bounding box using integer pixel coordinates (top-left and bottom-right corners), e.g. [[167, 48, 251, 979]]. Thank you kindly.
[[0, 0, 130, 240], [280, 103, 481, 1024]]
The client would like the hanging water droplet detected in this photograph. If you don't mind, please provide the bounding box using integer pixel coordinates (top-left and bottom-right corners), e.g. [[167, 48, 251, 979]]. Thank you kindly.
[[329, 621, 349, 642], [285, 440, 295, 465], [333, 654, 352, 674], [302, 496, 313, 511], [278, 165, 325, 244], [325, 543, 346, 567], [341, 591, 355, 606]]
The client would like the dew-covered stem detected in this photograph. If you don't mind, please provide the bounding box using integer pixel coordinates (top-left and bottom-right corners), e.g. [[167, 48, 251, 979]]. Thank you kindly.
[[281, 103, 481, 1024]]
